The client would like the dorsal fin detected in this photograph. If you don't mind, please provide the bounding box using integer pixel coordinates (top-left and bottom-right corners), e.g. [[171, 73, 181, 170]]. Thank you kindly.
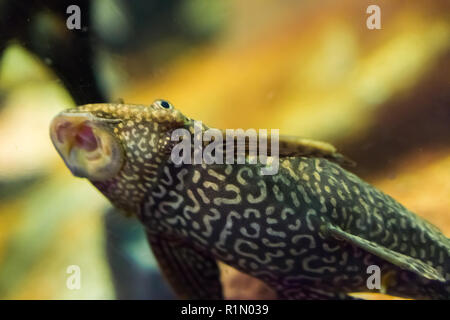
[[273, 135, 355, 167], [215, 129, 355, 167]]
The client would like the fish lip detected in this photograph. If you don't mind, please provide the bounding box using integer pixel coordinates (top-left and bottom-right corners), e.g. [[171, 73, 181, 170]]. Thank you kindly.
[[50, 110, 125, 181], [49, 112, 92, 140], [49, 112, 96, 179], [54, 111, 96, 121], [53, 111, 122, 124], [50, 111, 109, 149], [67, 147, 89, 178]]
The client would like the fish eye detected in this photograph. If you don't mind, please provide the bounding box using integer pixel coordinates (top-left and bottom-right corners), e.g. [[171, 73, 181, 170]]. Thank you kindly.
[[160, 100, 171, 109], [154, 99, 173, 109]]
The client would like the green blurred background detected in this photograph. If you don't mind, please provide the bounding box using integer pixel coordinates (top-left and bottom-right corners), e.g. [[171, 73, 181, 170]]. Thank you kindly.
[[0, 0, 448, 299]]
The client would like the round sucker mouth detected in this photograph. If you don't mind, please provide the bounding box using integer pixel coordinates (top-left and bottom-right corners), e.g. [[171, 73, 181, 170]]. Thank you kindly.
[[50, 112, 124, 181], [55, 120, 72, 144], [74, 124, 99, 152], [52, 116, 98, 154]]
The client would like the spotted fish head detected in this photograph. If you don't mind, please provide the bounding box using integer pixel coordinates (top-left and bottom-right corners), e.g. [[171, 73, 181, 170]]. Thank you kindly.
[[50, 99, 189, 212]]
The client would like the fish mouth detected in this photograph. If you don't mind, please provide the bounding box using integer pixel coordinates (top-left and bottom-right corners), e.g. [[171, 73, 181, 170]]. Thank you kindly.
[[50, 112, 124, 181]]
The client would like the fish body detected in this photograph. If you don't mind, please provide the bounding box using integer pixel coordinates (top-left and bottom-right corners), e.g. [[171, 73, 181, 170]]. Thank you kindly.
[[50, 101, 450, 299]]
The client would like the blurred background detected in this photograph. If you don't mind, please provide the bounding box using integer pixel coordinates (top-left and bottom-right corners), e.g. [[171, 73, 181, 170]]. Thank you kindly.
[[0, 0, 448, 299]]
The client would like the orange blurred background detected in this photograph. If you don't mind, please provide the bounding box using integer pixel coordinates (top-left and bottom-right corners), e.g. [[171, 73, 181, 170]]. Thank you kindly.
[[0, 0, 448, 299]]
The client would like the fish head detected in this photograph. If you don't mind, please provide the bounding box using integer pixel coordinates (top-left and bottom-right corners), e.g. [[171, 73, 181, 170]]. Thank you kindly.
[[50, 99, 189, 212]]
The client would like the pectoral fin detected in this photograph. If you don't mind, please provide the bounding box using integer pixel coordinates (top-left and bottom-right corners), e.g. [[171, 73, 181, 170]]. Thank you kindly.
[[146, 232, 223, 299], [325, 224, 445, 282]]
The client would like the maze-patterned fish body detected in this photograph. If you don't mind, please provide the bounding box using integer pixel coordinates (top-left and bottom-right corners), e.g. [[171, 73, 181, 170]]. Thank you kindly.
[[50, 100, 450, 299]]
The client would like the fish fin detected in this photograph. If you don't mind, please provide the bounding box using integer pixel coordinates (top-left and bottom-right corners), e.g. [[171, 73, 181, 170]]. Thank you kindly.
[[146, 232, 223, 299], [218, 130, 355, 167], [276, 136, 356, 167], [347, 292, 411, 300], [325, 223, 446, 282]]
